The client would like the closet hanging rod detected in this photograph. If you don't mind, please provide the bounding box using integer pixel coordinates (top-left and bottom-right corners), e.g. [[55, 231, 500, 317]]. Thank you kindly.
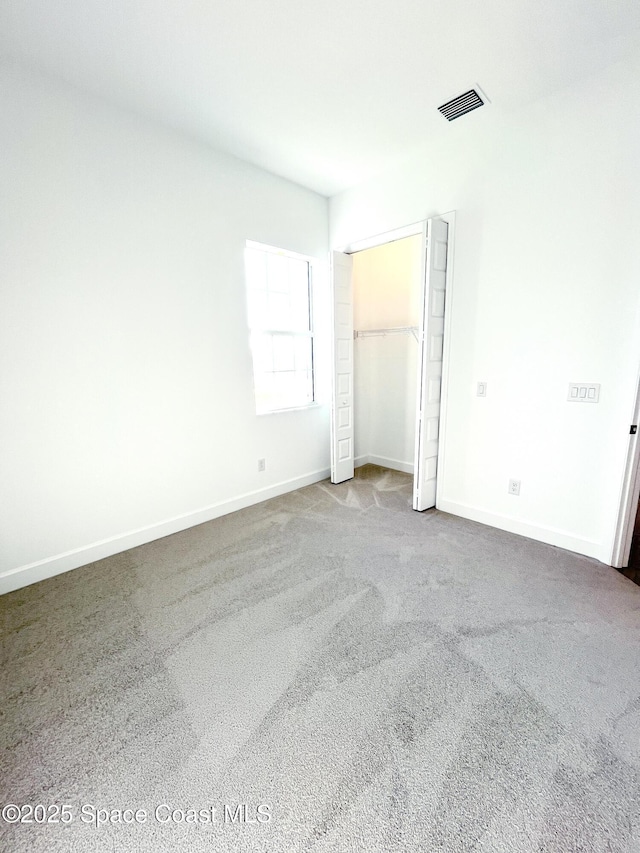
[[354, 326, 419, 342]]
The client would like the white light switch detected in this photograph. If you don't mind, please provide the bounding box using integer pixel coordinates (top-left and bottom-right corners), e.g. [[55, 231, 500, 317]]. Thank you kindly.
[[477, 382, 487, 397], [568, 383, 600, 403]]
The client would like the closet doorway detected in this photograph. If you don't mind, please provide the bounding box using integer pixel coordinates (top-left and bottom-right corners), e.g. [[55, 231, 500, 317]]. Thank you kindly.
[[330, 216, 453, 511], [353, 234, 421, 475]]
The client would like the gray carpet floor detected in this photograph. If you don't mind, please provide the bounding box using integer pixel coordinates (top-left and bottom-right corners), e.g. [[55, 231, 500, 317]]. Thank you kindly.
[[2, 464, 640, 853]]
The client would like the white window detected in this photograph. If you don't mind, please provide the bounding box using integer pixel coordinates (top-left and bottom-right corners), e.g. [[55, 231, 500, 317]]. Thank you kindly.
[[245, 241, 314, 414]]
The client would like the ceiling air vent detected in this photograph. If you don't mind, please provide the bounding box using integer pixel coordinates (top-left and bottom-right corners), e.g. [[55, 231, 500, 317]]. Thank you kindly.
[[438, 89, 485, 121]]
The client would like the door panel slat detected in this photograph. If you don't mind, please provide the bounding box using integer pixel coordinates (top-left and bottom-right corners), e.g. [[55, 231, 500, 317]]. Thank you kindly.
[[330, 251, 355, 484]]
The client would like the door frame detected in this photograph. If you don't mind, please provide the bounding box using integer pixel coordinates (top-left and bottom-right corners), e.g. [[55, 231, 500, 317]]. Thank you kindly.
[[335, 210, 456, 506], [610, 362, 640, 567]]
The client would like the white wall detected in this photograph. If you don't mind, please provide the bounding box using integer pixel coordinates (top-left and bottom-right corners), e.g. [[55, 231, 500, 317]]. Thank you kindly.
[[0, 63, 329, 593], [353, 236, 421, 472], [331, 53, 640, 563]]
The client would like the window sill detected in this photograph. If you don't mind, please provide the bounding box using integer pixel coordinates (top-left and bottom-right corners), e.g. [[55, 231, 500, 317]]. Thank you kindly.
[[256, 402, 322, 417]]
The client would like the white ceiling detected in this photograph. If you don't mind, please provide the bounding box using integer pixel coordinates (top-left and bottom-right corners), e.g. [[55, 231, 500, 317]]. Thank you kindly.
[[2, 0, 640, 196]]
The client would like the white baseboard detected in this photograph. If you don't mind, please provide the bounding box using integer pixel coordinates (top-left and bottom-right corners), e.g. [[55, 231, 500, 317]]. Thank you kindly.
[[0, 467, 331, 596], [356, 454, 414, 475], [437, 498, 603, 562], [368, 455, 414, 475]]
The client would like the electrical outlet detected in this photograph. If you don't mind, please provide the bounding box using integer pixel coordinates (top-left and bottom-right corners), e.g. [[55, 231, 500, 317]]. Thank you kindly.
[[508, 479, 521, 496], [258, 458, 266, 472]]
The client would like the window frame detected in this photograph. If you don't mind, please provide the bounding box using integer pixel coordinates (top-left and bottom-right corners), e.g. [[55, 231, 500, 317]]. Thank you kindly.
[[244, 240, 317, 416]]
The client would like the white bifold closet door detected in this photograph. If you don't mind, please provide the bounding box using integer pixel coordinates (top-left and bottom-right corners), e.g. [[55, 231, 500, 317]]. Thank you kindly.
[[413, 218, 449, 511], [330, 251, 355, 484]]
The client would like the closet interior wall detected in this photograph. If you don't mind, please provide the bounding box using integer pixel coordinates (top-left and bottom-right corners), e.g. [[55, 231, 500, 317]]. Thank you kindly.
[[353, 235, 423, 473]]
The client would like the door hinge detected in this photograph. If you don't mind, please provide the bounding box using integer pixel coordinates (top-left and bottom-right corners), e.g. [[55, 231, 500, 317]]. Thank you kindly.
[[631, 425, 638, 435]]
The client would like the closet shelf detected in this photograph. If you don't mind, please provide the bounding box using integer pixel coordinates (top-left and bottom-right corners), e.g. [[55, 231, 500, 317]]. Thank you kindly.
[[354, 326, 419, 342]]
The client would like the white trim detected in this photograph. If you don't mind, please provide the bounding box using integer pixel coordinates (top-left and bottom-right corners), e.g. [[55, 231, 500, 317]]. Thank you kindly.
[[0, 468, 331, 596], [435, 210, 456, 509], [355, 454, 414, 474], [438, 498, 603, 561], [368, 455, 414, 475], [245, 239, 317, 264], [355, 326, 419, 340], [257, 402, 321, 416], [412, 219, 430, 509], [613, 459, 640, 567], [610, 364, 640, 567], [339, 221, 424, 255]]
